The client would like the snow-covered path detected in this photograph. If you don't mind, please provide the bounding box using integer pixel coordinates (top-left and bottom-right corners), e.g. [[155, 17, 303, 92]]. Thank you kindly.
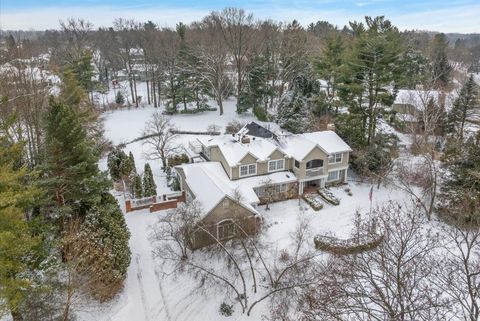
[[110, 209, 170, 321]]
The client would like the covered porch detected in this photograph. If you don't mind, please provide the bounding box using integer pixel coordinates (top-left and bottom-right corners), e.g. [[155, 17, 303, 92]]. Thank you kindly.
[[298, 177, 326, 195]]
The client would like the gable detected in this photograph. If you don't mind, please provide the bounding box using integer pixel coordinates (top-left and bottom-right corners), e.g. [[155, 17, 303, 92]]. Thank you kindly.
[[269, 148, 286, 160], [239, 152, 258, 165], [202, 195, 256, 225], [303, 145, 328, 162]]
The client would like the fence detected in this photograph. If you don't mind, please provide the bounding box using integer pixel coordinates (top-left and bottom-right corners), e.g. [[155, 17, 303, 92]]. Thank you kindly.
[[125, 191, 185, 213]]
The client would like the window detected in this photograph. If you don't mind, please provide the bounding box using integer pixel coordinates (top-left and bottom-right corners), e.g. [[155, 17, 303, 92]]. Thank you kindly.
[[268, 159, 285, 172], [223, 198, 229, 209], [217, 220, 235, 240], [328, 153, 342, 164], [239, 164, 257, 177], [306, 159, 323, 170], [294, 160, 300, 168], [327, 170, 339, 182]]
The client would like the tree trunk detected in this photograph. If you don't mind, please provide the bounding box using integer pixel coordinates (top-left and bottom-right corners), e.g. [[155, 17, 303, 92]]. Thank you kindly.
[[133, 74, 139, 108], [218, 94, 224, 115]]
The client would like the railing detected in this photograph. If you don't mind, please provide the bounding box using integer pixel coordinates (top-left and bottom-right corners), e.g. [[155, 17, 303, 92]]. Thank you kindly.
[[305, 167, 324, 177], [131, 196, 156, 209]]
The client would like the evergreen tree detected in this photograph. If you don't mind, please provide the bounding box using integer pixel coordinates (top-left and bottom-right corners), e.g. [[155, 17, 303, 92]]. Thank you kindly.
[[42, 98, 109, 210], [276, 74, 318, 133], [341, 16, 403, 146], [80, 193, 131, 300], [398, 46, 431, 89], [115, 91, 125, 105], [128, 152, 137, 174], [0, 138, 42, 321], [448, 75, 479, 140], [142, 163, 157, 197], [313, 34, 345, 113], [430, 33, 452, 88], [133, 174, 143, 199], [441, 133, 480, 224], [107, 148, 128, 181]]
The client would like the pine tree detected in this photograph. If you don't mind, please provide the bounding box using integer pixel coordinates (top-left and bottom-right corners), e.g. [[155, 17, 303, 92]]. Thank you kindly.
[[441, 133, 480, 224], [313, 34, 345, 113], [341, 16, 403, 146], [0, 138, 42, 321], [115, 91, 125, 105], [133, 174, 143, 199], [107, 148, 128, 181], [430, 33, 452, 88], [42, 97, 110, 211], [79, 193, 131, 300], [142, 163, 157, 197], [276, 74, 318, 133], [128, 152, 136, 174], [448, 75, 479, 140]]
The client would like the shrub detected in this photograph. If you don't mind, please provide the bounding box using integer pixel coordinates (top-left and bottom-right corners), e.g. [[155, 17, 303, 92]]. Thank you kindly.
[[225, 121, 245, 134], [115, 91, 125, 105], [207, 124, 221, 134], [219, 302, 234, 317], [179, 106, 217, 114], [253, 105, 268, 121], [167, 153, 190, 167]]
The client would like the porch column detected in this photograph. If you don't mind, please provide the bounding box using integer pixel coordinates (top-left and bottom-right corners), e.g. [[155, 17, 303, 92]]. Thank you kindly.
[[343, 169, 348, 183]]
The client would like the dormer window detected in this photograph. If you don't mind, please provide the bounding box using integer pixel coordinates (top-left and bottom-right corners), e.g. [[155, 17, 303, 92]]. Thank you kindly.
[[268, 159, 285, 172], [240, 164, 257, 177]]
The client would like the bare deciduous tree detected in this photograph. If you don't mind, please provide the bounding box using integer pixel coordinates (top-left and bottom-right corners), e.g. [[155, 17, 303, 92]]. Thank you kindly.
[[142, 112, 178, 171], [435, 218, 480, 321], [302, 202, 447, 321]]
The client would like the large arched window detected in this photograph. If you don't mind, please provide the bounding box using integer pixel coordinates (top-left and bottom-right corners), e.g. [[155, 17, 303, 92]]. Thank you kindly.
[[217, 219, 235, 240], [306, 159, 323, 169]]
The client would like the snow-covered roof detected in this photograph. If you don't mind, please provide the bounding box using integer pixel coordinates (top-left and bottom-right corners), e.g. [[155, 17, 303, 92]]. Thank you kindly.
[[197, 135, 280, 167], [393, 89, 456, 111], [178, 162, 258, 216], [279, 130, 352, 161], [177, 162, 297, 217]]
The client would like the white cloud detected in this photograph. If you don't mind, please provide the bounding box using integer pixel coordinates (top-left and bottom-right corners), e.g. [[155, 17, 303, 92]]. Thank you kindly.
[[1, 3, 479, 33], [0, 6, 211, 30], [392, 4, 480, 33]]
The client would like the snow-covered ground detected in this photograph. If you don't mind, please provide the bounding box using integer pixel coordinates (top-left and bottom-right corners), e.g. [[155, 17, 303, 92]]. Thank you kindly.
[[86, 82, 416, 321]]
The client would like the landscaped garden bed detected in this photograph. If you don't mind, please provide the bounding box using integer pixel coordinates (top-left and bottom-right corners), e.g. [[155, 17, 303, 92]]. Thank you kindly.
[[314, 233, 384, 255], [318, 188, 340, 205], [303, 193, 324, 211]]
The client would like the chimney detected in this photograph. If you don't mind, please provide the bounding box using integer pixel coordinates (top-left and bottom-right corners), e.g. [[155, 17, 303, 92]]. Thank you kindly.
[[327, 123, 336, 132]]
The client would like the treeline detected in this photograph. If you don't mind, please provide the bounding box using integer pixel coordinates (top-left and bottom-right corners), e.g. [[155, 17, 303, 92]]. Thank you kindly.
[[0, 32, 131, 321]]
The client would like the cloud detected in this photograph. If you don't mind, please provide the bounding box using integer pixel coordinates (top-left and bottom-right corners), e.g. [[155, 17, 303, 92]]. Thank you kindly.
[[0, 6, 211, 30], [1, 2, 479, 33], [392, 4, 480, 33]]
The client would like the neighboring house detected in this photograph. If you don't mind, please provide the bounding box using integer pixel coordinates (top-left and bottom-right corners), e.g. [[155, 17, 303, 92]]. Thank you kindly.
[[175, 122, 352, 248]]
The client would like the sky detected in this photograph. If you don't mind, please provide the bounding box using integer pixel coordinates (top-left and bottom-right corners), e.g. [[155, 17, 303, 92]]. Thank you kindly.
[[1, 0, 479, 33]]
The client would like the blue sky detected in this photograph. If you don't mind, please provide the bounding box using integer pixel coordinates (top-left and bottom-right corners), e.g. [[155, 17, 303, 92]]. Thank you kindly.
[[2, 0, 480, 32]]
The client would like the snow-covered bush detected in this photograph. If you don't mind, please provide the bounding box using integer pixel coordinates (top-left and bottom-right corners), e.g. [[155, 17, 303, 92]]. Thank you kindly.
[[318, 188, 340, 205], [219, 302, 234, 316], [303, 193, 323, 211]]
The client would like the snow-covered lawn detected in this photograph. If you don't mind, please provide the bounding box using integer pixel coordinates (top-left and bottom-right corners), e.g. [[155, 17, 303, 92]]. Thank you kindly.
[[78, 184, 408, 321]]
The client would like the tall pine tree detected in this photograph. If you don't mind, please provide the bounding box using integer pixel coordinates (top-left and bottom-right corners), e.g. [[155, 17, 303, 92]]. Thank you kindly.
[[430, 33, 452, 89], [0, 137, 42, 321], [448, 75, 479, 140], [42, 97, 109, 212], [142, 163, 157, 197]]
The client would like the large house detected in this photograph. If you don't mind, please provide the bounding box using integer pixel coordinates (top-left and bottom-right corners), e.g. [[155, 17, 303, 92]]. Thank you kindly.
[[175, 122, 352, 249]]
